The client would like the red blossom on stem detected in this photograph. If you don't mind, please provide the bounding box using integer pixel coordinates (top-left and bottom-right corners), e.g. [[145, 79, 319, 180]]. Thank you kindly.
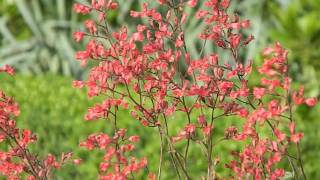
[[0, 65, 72, 179], [72, 1, 316, 179], [0, 0, 316, 179]]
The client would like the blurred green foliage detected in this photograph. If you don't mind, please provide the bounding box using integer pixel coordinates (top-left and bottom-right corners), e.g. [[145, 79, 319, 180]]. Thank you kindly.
[[0, 0, 84, 77]]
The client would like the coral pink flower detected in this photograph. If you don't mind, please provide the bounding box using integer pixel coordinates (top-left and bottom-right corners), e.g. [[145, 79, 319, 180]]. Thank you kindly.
[[188, 0, 198, 7], [128, 136, 140, 142], [73, 32, 85, 42], [85, 20, 97, 34], [305, 97, 317, 107], [0, 65, 15, 75], [253, 87, 266, 99], [73, 3, 91, 14]]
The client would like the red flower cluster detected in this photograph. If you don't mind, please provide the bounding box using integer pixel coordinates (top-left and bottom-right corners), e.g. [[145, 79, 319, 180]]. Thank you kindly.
[[0, 0, 317, 179], [80, 129, 152, 179], [0, 65, 15, 75], [224, 42, 317, 179], [69, 0, 317, 179], [0, 66, 72, 180]]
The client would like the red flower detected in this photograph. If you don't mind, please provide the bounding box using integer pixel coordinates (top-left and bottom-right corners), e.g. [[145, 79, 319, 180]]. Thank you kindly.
[[220, 0, 230, 8], [289, 122, 304, 143], [73, 159, 82, 165], [69, 1, 312, 179], [73, 32, 85, 42], [187, 0, 198, 7], [75, 51, 90, 66], [196, 10, 209, 19], [130, 11, 140, 18], [128, 135, 140, 142], [197, 115, 207, 126], [270, 169, 285, 180], [99, 162, 110, 172], [72, 80, 85, 88], [253, 87, 266, 99], [0, 65, 15, 75], [107, 2, 118, 10], [185, 123, 196, 134], [229, 35, 241, 48], [290, 133, 304, 143], [85, 20, 97, 34], [202, 126, 213, 136], [73, 3, 91, 14], [305, 97, 317, 107], [274, 128, 286, 142]]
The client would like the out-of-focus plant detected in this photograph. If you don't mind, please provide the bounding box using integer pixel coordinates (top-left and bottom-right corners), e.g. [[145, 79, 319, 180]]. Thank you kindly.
[[0, 0, 84, 77], [266, 0, 320, 96]]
